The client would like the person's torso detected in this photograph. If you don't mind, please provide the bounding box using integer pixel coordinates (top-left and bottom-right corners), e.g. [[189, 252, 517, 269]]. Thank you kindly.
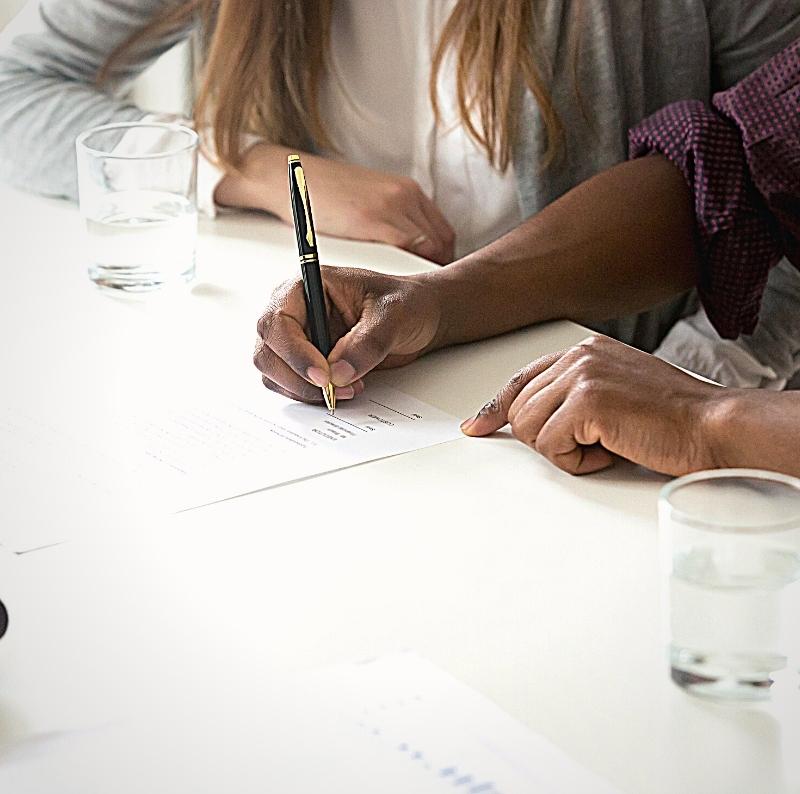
[[318, 0, 522, 259]]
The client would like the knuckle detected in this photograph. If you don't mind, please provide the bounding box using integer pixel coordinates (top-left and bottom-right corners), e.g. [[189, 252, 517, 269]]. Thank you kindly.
[[253, 341, 276, 374], [533, 432, 560, 463], [353, 204, 375, 225], [478, 394, 503, 418], [261, 375, 282, 396], [510, 418, 537, 449], [570, 379, 602, 411], [375, 292, 403, 316], [578, 334, 605, 350], [351, 328, 387, 364], [253, 339, 265, 369], [507, 365, 533, 390], [397, 176, 417, 194], [397, 231, 420, 249], [384, 180, 407, 202], [259, 279, 302, 338], [574, 334, 608, 358], [256, 313, 272, 340], [570, 351, 597, 379]]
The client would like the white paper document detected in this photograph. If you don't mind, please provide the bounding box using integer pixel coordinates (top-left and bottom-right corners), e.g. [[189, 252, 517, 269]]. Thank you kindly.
[[306, 653, 621, 794], [0, 385, 460, 550], [0, 653, 621, 794], [130, 383, 461, 510]]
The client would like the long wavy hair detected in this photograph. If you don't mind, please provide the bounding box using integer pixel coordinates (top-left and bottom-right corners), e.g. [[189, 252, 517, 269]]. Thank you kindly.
[[102, 1, 573, 173]]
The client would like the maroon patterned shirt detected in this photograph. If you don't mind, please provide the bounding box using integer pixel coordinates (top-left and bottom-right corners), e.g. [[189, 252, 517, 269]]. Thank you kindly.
[[629, 39, 800, 339]]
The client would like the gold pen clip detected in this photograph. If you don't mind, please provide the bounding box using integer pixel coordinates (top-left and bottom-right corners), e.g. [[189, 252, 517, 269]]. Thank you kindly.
[[292, 164, 315, 248]]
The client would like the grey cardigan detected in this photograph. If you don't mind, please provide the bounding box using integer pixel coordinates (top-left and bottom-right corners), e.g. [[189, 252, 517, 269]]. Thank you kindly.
[[2, 0, 800, 346]]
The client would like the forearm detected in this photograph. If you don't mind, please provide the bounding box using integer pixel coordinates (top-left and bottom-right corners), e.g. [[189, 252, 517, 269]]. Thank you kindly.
[[708, 390, 800, 478], [424, 155, 697, 348]]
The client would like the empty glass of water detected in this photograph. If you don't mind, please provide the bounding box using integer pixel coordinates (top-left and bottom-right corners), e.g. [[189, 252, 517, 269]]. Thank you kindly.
[[659, 469, 800, 701], [76, 122, 198, 291]]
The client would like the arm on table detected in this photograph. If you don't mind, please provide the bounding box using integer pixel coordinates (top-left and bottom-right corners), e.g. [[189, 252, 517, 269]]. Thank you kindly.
[[216, 143, 455, 264], [428, 153, 697, 347], [254, 152, 699, 401], [461, 333, 800, 477]]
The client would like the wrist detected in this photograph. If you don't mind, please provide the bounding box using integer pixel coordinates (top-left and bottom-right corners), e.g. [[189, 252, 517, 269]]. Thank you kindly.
[[416, 265, 474, 351], [698, 389, 750, 469], [214, 142, 294, 215]]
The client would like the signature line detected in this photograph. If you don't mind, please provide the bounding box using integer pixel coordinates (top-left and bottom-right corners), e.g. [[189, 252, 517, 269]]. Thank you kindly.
[[368, 399, 417, 420]]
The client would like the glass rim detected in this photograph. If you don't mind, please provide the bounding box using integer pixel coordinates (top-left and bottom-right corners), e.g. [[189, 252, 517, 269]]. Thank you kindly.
[[75, 122, 199, 161], [659, 468, 800, 533]]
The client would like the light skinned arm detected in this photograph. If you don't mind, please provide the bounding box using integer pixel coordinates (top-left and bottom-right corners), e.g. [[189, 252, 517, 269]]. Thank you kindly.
[[215, 142, 455, 264]]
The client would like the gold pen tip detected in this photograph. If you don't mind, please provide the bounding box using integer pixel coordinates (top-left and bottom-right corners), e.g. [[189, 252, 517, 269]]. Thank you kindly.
[[321, 384, 333, 413], [288, 154, 300, 163]]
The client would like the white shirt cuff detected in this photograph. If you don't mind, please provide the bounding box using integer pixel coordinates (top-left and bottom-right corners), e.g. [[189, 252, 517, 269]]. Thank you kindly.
[[655, 310, 784, 390]]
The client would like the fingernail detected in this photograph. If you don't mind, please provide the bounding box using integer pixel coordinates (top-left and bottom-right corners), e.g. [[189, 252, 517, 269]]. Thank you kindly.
[[330, 360, 357, 386], [352, 379, 365, 396], [336, 385, 355, 399], [307, 366, 329, 387], [460, 416, 478, 433]]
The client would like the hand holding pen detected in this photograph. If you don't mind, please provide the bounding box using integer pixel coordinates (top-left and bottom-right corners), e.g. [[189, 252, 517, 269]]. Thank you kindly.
[[258, 155, 443, 411], [254, 262, 442, 405]]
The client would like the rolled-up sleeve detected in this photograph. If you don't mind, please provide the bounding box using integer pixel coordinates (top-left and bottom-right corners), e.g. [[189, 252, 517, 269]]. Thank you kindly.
[[628, 39, 800, 339]]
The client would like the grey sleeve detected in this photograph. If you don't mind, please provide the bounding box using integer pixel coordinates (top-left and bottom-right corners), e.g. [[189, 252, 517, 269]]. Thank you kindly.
[[0, 0, 195, 200], [704, 0, 800, 90]]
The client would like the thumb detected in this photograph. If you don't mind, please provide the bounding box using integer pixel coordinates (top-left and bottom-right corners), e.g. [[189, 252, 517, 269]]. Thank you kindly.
[[326, 298, 404, 386]]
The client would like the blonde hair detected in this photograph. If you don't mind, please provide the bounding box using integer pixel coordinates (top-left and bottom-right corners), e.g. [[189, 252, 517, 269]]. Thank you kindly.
[[102, 0, 571, 173]]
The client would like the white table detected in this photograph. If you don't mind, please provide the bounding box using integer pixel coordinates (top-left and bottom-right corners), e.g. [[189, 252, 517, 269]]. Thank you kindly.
[[0, 186, 797, 793]]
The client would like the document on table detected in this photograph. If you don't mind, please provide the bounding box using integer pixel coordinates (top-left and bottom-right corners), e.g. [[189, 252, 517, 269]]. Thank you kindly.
[[129, 383, 461, 511], [0, 384, 460, 550], [0, 653, 621, 794], [305, 653, 622, 794]]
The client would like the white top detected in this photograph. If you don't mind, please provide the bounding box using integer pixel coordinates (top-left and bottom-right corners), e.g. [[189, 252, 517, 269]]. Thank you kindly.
[[194, 0, 522, 259]]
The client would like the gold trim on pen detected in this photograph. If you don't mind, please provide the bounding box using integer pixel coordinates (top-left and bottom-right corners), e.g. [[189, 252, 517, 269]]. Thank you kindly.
[[292, 164, 315, 248], [322, 383, 336, 414]]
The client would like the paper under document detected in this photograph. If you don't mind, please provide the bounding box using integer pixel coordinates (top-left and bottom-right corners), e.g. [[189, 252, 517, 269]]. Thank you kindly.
[[0, 653, 621, 794], [305, 653, 621, 794]]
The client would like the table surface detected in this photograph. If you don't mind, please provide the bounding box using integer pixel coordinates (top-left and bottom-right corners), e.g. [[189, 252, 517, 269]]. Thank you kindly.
[[0, 186, 797, 794]]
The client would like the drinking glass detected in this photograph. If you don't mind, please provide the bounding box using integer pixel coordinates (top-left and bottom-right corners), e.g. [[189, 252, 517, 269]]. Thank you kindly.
[[659, 469, 800, 701], [76, 122, 198, 291]]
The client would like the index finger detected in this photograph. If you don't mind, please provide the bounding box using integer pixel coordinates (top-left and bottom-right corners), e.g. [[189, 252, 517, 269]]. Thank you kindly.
[[460, 349, 568, 437], [256, 279, 331, 387]]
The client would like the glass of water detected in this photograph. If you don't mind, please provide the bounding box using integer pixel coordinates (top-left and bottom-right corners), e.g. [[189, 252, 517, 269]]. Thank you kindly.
[[76, 122, 198, 291], [659, 469, 800, 701]]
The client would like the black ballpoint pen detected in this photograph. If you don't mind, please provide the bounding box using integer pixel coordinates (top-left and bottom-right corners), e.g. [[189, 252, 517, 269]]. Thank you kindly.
[[288, 154, 336, 414]]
